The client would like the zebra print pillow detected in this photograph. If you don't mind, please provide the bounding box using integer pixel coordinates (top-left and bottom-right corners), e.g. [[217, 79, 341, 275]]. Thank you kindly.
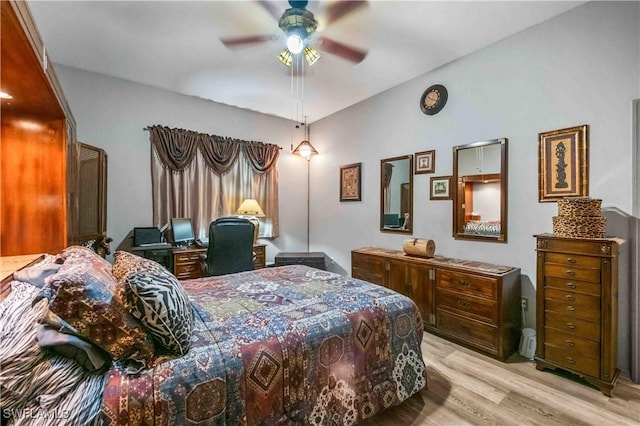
[[113, 251, 193, 356]]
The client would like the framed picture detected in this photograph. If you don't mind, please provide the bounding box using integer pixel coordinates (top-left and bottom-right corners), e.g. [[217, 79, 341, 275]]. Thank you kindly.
[[340, 162, 362, 201], [430, 176, 452, 200], [538, 124, 589, 202], [415, 150, 435, 174]]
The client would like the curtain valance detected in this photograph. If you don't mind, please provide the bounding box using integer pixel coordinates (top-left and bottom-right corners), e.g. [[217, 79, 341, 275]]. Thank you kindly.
[[147, 125, 280, 174]]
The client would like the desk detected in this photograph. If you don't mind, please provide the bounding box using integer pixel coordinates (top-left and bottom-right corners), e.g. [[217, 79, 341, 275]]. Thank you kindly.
[[131, 244, 267, 280]]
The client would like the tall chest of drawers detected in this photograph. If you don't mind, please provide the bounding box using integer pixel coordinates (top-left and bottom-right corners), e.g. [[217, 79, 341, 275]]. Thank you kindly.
[[534, 234, 620, 396]]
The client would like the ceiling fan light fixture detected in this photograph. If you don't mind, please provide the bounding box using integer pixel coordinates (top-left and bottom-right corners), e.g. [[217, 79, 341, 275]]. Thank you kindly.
[[287, 34, 304, 54], [277, 48, 294, 67], [304, 46, 321, 66]]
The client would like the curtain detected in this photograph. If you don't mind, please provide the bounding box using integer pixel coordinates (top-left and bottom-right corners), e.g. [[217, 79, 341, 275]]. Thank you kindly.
[[383, 162, 393, 213], [149, 125, 280, 239]]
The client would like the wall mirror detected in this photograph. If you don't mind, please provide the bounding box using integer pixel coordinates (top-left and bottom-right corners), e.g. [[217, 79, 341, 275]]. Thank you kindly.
[[380, 155, 413, 234], [453, 138, 507, 242]]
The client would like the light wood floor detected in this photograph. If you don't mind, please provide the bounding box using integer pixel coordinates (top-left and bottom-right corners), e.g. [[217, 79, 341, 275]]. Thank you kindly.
[[364, 333, 640, 426]]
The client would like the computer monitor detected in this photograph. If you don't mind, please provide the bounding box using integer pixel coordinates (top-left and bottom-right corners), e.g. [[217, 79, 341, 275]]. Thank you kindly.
[[383, 213, 399, 227], [171, 217, 195, 247]]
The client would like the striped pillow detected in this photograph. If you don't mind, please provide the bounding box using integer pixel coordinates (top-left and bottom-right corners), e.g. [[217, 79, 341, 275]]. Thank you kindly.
[[113, 251, 193, 356]]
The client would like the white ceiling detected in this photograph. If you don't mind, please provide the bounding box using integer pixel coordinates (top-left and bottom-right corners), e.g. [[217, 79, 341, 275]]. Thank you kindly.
[[28, 1, 584, 123]]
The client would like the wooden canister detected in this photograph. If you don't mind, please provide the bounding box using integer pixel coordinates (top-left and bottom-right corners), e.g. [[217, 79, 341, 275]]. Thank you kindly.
[[402, 238, 436, 258]]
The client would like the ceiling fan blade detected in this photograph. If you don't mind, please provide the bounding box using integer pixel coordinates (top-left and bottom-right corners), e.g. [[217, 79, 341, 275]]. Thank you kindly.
[[220, 35, 275, 48], [325, 0, 367, 25], [317, 37, 367, 63], [256, 0, 282, 21]]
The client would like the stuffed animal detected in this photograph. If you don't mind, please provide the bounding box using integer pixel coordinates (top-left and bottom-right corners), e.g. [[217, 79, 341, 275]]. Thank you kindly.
[[80, 234, 113, 258]]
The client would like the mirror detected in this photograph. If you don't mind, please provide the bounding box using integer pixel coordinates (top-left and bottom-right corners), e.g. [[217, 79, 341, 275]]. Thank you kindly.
[[453, 138, 508, 242], [380, 155, 413, 233]]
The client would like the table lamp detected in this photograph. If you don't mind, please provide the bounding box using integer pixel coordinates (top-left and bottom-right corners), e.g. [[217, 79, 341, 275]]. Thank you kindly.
[[235, 198, 265, 245]]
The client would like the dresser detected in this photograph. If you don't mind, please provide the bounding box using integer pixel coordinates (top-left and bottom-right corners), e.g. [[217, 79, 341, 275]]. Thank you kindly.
[[352, 247, 521, 361], [534, 234, 620, 396]]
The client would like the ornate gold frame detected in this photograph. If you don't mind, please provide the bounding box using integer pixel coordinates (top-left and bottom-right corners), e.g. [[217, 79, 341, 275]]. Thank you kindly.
[[538, 125, 589, 202]]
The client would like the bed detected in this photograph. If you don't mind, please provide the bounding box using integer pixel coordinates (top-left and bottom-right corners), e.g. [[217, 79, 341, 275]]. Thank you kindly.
[[463, 220, 501, 237], [0, 247, 426, 425]]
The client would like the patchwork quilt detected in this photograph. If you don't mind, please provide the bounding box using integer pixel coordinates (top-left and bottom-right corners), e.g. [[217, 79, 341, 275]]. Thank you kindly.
[[101, 265, 426, 425]]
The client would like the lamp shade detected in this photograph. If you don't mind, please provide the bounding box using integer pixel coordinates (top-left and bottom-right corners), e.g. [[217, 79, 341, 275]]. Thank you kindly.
[[235, 199, 265, 217], [292, 140, 318, 160]]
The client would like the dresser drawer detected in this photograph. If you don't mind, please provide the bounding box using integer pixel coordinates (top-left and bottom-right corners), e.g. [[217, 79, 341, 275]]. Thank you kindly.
[[545, 296, 600, 321], [253, 245, 266, 269], [545, 287, 600, 308], [436, 288, 498, 324], [544, 263, 600, 283], [437, 310, 498, 352], [544, 328, 600, 356], [545, 252, 601, 269], [175, 252, 201, 264], [545, 312, 600, 340], [544, 345, 600, 378], [538, 238, 613, 256], [351, 253, 386, 285], [545, 276, 600, 296], [174, 263, 202, 279], [436, 270, 497, 300]]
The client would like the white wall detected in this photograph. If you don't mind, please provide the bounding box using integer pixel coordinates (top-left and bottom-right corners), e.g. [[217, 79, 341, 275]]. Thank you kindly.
[[55, 66, 311, 261], [310, 1, 639, 333]]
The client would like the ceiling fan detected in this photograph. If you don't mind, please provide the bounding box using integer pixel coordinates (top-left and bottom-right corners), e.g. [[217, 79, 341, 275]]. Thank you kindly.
[[220, 0, 368, 67]]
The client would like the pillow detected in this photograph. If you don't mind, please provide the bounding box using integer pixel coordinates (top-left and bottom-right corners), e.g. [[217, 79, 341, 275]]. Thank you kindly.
[[60, 245, 112, 273], [112, 251, 193, 356], [13, 257, 61, 288], [43, 260, 155, 372]]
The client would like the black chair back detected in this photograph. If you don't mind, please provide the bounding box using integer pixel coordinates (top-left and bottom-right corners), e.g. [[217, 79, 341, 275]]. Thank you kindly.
[[205, 217, 255, 276]]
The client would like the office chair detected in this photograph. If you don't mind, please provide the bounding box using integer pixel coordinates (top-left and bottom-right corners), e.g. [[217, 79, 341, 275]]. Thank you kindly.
[[202, 217, 255, 276]]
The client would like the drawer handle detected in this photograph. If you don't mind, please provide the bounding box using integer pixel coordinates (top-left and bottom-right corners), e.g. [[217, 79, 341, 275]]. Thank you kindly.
[[565, 340, 575, 347], [460, 280, 470, 287], [565, 295, 575, 301], [566, 270, 576, 277], [457, 300, 470, 309], [566, 282, 577, 289], [459, 324, 469, 332], [566, 357, 575, 364], [566, 257, 576, 263], [567, 305, 575, 312], [567, 322, 576, 329]]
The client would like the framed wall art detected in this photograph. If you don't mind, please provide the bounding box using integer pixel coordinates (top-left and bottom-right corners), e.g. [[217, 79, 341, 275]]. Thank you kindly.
[[415, 150, 435, 174], [430, 176, 452, 200], [538, 124, 589, 202], [340, 162, 362, 202]]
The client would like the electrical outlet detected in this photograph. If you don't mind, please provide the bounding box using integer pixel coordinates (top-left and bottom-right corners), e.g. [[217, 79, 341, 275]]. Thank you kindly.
[[521, 297, 529, 311]]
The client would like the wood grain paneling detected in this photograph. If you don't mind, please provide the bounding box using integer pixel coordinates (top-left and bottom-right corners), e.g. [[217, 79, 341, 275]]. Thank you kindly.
[[0, 1, 72, 255]]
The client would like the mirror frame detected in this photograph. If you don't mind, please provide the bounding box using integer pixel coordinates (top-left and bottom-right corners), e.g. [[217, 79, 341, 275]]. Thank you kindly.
[[380, 155, 413, 234], [452, 138, 508, 242]]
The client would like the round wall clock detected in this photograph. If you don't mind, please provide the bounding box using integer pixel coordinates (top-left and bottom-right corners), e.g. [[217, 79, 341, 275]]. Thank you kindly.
[[420, 84, 448, 115]]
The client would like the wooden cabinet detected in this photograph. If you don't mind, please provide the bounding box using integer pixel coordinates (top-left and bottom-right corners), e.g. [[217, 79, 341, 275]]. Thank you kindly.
[[352, 247, 521, 360], [253, 244, 266, 269], [1, 1, 77, 255], [534, 234, 620, 396], [75, 143, 108, 244], [173, 248, 205, 280]]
